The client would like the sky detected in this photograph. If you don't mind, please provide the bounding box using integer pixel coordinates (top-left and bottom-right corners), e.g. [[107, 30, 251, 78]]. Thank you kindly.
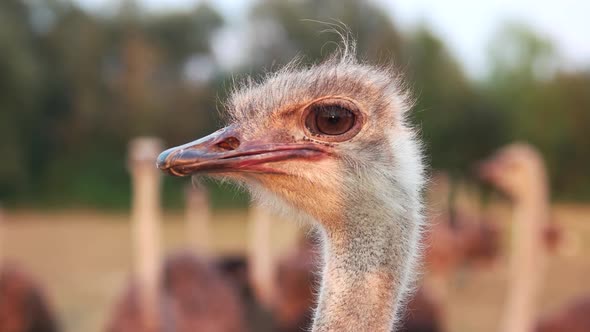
[[74, 0, 590, 77]]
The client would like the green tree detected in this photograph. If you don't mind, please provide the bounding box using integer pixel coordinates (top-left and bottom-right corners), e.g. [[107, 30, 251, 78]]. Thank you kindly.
[[485, 23, 590, 198], [0, 0, 44, 201]]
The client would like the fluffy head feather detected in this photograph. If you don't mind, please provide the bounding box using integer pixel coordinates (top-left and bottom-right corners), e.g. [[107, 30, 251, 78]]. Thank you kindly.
[[220, 49, 423, 226]]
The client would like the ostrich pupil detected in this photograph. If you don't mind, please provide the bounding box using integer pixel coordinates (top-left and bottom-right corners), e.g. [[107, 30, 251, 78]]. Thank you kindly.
[[312, 105, 355, 135]]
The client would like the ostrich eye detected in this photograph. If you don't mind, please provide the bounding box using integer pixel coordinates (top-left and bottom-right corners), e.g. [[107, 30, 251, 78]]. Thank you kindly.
[[305, 104, 356, 136]]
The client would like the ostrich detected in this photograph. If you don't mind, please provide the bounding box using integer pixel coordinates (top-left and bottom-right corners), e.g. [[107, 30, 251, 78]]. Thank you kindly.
[[479, 142, 590, 332], [0, 266, 60, 332], [107, 137, 246, 332], [184, 185, 250, 310], [0, 206, 60, 332], [184, 185, 273, 332], [398, 174, 499, 332], [479, 143, 549, 332], [423, 173, 500, 300], [427, 173, 500, 271], [157, 45, 426, 332]]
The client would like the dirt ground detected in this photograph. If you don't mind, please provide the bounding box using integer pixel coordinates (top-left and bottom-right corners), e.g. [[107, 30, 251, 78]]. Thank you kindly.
[[1, 204, 589, 332]]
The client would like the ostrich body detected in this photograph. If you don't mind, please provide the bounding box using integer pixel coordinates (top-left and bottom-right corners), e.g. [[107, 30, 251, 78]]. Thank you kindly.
[[535, 297, 590, 332], [157, 49, 426, 331], [0, 207, 59, 332], [0, 265, 60, 332], [107, 253, 246, 332]]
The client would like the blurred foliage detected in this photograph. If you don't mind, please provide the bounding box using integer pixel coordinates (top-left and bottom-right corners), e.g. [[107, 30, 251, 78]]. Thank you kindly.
[[0, 0, 588, 210]]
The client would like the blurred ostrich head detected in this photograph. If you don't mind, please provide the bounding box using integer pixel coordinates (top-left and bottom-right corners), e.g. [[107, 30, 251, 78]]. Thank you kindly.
[[479, 143, 548, 202]]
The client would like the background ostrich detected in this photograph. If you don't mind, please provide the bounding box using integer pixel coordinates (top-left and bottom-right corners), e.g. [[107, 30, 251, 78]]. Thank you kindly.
[[398, 173, 499, 332], [535, 297, 590, 332], [157, 45, 426, 332], [423, 173, 500, 301], [185, 185, 277, 332], [398, 288, 444, 332], [272, 235, 319, 332], [248, 204, 320, 332], [480, 143, 549, 332], [107, 137, 246, 332], [0, 206, 60, 332], [480, 143, 590, 332]]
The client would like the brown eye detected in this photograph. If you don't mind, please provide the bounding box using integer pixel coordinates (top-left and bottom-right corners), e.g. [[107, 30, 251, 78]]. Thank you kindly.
[[306, 105, 356, 136]]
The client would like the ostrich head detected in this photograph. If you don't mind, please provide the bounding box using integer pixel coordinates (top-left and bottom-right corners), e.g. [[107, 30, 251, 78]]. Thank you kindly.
[[157, 52, 423, 227], [479, 143, 547, 203], [158, 48, 426, 331]]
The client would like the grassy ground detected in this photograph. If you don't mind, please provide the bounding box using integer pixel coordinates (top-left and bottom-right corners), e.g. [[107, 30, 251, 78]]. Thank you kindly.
[[1, 204, 589, 332]]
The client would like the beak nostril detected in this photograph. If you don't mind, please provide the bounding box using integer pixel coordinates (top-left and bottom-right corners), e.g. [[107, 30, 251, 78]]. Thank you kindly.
[[215, 136, 240, 151]]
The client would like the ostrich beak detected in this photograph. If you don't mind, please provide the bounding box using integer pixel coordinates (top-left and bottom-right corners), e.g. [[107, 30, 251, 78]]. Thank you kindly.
[[156, 126, 327, 177]]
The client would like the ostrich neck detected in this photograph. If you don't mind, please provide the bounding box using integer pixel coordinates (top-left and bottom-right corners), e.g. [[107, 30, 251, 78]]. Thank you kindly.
[[131, 166, 162, 328], [312, 188, 422, 332], [500, 186, 549, 332]]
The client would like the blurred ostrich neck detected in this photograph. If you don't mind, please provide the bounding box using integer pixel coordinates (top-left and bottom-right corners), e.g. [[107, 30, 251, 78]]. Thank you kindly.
[[248, 205, 277, 309], [185, 188, 211, 255], [313, 185, 420, 332], [131, 164, 162, 328], [500, 180, 549, 332]]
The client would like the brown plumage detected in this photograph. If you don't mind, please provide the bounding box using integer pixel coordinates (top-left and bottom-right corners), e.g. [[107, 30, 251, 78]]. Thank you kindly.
[[424, 174, 500, 276], [0, 264, 59, 332], [541, 221, 562, 253], [106, 253, 246, 332], [273, 237, 319, 332], [535, 297, 590, 332], [457, 217, 499, 266], [398, 289, 444, 332], [426, 213, 500, 272]]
